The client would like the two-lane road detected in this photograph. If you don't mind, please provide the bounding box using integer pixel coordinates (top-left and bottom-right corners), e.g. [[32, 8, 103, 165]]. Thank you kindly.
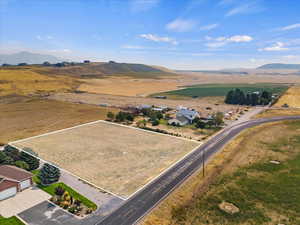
[[97, 115, 300, 225]]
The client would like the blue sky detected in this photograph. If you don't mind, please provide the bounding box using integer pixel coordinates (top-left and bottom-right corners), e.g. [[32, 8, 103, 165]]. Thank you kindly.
[[1, 0, 300, 69]]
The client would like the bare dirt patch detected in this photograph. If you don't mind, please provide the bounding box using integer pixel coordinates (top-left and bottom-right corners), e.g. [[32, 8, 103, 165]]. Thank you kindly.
[[0, 98, 118, 144], [12, 121, 198, 198]]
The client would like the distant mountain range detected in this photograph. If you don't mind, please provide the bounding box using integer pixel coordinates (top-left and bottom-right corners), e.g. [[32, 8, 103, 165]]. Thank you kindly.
[[0, 51, 62, 65], [257, 63, 300, 70]]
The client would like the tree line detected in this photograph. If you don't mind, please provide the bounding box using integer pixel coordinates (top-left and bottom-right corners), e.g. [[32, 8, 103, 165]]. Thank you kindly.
[[225, 89, 272, 106]]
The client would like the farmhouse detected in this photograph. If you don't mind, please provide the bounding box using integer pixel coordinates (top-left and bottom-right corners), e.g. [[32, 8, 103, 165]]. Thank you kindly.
[[169, 108, 200, 126], [0, 165, 33, 200]]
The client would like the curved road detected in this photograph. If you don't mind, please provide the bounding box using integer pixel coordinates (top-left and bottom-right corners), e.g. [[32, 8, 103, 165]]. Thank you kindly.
[[97, 116, 300, 225]]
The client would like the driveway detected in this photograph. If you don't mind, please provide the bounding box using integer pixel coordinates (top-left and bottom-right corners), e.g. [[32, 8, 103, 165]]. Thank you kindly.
[[18, 201, 82, 225], [0, 186, 50, 218]]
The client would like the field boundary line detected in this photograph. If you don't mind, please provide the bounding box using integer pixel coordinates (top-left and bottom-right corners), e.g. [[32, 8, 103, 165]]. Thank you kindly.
[[8, 143, 127, 201], [126, 141, 203, 200], [100, 120, 200, 144], [10, 120, 199, 145]]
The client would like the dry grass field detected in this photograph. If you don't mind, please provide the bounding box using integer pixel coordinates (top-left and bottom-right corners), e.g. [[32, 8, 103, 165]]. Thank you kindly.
[[0, 68, 78, 96], [12, 121, 198, 198], [77, 73, 300, 97], [78, 77, 180, 97], [142, 120, 300, 225], [274, 85, 300, 107], [49, 92, 239, 115], [0, 97, 117, 144], [254, 108, 300, 119]]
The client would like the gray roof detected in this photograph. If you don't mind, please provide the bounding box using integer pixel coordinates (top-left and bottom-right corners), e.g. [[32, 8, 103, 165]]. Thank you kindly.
[[177, 109, 199, 121]]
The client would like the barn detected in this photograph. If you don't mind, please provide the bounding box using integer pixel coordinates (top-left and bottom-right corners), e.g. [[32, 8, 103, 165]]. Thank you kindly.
[[0, 165, 33, 200]]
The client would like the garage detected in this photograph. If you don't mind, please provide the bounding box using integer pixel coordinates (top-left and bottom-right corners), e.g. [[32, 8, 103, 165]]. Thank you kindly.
[[0, 180, 18, 200], [20, 179, 31, 190]]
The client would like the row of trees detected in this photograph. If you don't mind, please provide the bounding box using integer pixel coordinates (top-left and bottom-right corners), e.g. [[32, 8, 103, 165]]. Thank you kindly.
[[0, 145, 40, 171], [107, 109, 164, 126], [0, 145, 60, 186], [225, 89, 272, 106], [193, 112, 224, 129]]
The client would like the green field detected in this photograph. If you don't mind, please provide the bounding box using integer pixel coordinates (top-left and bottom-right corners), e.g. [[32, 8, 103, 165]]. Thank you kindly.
[[154, 83, 289, 98]]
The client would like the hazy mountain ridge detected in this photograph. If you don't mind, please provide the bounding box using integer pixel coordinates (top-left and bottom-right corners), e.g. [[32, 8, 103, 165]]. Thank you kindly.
[[257, 63, 300, 70], [0, 51, 62, 65]]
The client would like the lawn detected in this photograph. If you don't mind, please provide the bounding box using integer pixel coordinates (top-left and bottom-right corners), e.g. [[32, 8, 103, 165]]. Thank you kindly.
[[0, 216, 25, 225], [32, 170, 97, 210], [153, 83, 288, 98]]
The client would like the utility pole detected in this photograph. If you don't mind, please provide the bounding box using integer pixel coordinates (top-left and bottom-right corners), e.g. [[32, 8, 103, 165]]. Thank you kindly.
[[202, 149, 205, 177]]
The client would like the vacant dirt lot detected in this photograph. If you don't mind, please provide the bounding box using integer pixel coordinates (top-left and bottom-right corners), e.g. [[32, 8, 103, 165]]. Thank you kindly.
[[0, 97, 117, 144], [274, 85, 300, 108], [12, 121, 198, 198]]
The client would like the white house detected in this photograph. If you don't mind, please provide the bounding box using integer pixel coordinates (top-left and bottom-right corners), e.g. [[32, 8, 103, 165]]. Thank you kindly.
[[168, 108, 200, 126]]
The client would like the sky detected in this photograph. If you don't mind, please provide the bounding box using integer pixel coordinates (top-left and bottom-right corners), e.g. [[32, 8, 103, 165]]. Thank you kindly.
[[1, 0, 300, 69]]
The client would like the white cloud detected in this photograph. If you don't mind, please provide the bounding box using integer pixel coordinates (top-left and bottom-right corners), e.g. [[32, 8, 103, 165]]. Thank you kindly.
[[259, 42, 289, 51], [130, 0, 159, 12], [140, 34, 178, 45], [121, 45, 145, 49], [49, 49, 72, 53], [206, 42, 227, 48], [205, 35, 253, 48], [199, 23, 219, 31], [283, 55, 299, 59], [36, 35, 53, 41], [166, 19, 197, 32], [279, 23, 300, 31], [225, 1, 264, 17], [227, 35, 253, 42]]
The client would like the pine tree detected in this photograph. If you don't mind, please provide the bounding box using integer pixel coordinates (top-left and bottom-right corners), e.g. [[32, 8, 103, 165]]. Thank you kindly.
[[39, 163, 61, 185], [20, 151, 40, 171]]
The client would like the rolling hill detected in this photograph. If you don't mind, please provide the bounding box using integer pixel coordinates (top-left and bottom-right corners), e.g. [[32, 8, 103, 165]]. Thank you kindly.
[[35, 61, 174, 78]]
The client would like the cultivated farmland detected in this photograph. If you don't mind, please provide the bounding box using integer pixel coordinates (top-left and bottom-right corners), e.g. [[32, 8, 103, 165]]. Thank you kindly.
[[153, 83, 289, 99], [12, 121, 199, 198]]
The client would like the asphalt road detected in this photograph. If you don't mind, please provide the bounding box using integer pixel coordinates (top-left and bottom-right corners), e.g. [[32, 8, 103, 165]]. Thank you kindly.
[[96, 115, 300, 225]]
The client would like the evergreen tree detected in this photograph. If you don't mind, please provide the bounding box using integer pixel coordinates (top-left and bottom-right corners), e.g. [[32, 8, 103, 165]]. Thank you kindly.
[[39, 163, 61, 185], [20, 151, 40, 171], [3, 145, 20, 161], [225, 90, 234, 104]]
